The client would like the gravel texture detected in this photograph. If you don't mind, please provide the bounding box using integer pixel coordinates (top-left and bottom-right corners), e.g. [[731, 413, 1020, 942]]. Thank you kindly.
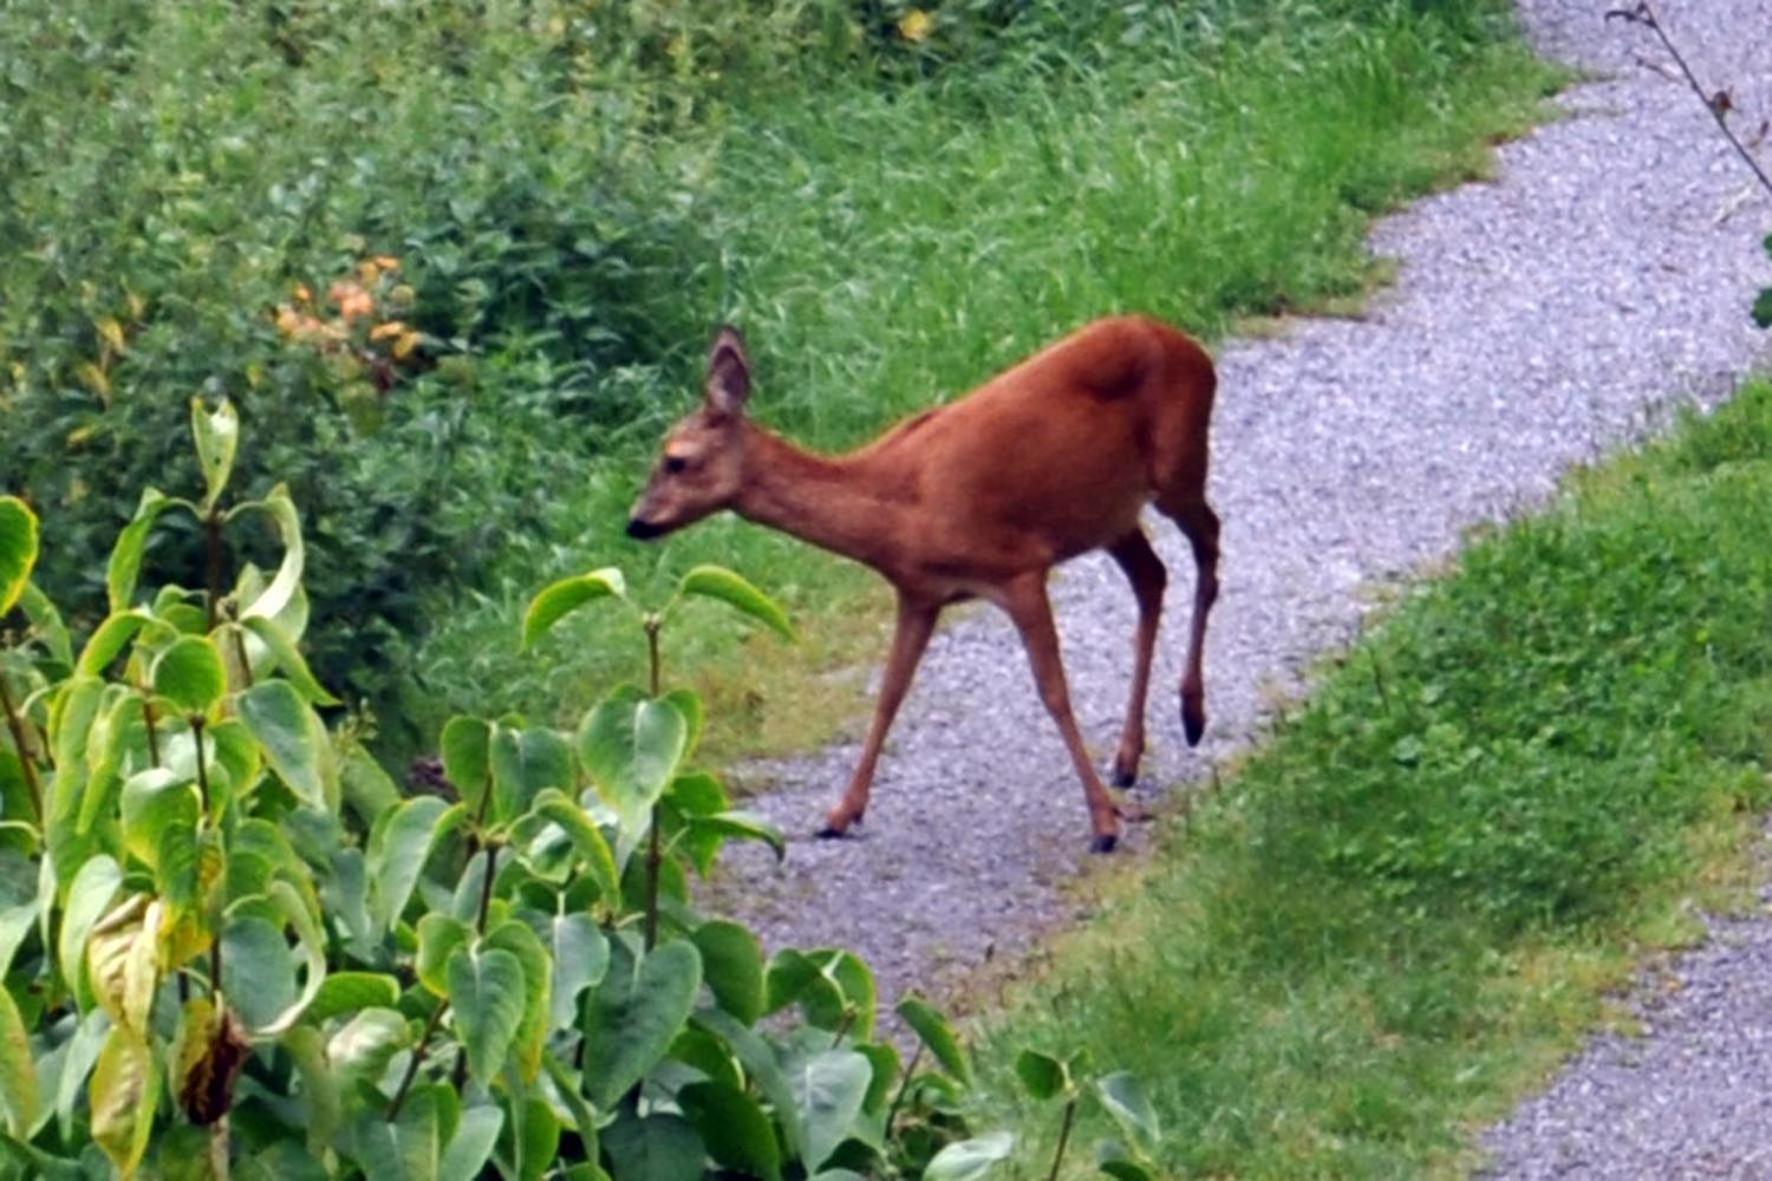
[[710, 0, 1772, 1161]]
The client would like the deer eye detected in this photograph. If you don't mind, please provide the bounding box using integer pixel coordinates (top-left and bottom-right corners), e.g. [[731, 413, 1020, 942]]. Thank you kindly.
[[663, 455, 689, 475]]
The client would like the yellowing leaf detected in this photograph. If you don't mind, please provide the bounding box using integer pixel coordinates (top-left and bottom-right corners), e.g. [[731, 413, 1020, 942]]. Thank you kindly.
[[76, 362, 111, 406], [369, 321, 407, 342], [394, 331, 422, 360], [97, 318, 126, 355]]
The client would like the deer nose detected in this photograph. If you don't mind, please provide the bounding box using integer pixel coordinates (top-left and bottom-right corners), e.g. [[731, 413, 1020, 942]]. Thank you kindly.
[[627, 517, 663, 540]]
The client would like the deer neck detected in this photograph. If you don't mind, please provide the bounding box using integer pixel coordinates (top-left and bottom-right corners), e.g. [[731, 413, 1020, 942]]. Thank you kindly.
[[732, 425, 906, 573]]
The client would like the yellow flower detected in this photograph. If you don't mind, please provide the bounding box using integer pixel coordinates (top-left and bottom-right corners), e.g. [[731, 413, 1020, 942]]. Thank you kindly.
[[393, 331, 422, 361], [372, 255, 400, 272], [899, 8, 933, 43], [369, 320, 408, 342]]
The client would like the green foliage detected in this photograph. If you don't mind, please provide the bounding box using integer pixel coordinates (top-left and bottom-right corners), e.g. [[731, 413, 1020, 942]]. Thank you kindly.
[[981, 381, 1772, 1177], [0, 415, 1059, 1178], [1753, 234, 1772, 328]]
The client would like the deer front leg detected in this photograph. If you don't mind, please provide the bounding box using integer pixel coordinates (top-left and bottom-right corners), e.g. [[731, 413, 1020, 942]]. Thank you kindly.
[[818, 595, 940, 838], [997, 574, 1122, 853]]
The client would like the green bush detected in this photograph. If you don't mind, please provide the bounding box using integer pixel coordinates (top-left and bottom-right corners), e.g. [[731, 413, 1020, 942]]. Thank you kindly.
[[0, 409, 1139, 1179]]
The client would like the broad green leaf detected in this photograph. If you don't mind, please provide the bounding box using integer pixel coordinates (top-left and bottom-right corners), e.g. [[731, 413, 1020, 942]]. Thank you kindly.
[[91, 1025, 159, 1179], [190, 398, 239, 511], [496, 1095, 559, 1181], [896, 995, 974, 1087], [661, 689, 704, 759], [1096, 1072, 1159, 1155], [440, 715, 491, 815], [151, 637, 226, 716], [444, 1105, 506, 1181], [1754, 286, 1772, 330], [582, 939, 702, 1108], [106, 489, 172, 613], [0, 903, 36, 983], [521, 568, 625, 651], [0, 498, 36, 618], [577, 687, 687, 841], [691, 810, 786, 864], [548, 912, 608, 1032], [858, 1041, 902, 1120], [0, 1130, 83, 1180], [924, 1131, 1015, 1180], [76, 611, 154, 677], [340, 743, 402, 828], [491, 726, 572, 826], [601, 1113, 703, 1181], [255, 879, 328, 1036], [369, 796, 459, 932], [531, 789, 620, 906], [237, 1143, 331, 1181], [790, 1049, 872, 1172], [79, 689, 149, 836], [231, 486, 304, 623], [237, 617, 339, 706], [306, 972, 400, 1024], [691, 1007, 805, 1159], [676, 564, 794, 640], [448, 944, 526, 1086], [693, 920, 765, 1025], [417, 914, 472, 997], [119, 768, 199, 873], [349, 1083, 453, 1181], [679, 1080, 782, 1181], [220, 915, 295, 1032], [1014, 1050, 1070, 1101], [327, 1007, 409, 1088], [237, 680, 329, 811], [18, 581, 73, 669], [54, 1009, 109, 1141], [0, 986, 37, 1137], [484, 920, 550, 1082], [281, 1025, 341, 1151], [59, 857, 121, 1006]]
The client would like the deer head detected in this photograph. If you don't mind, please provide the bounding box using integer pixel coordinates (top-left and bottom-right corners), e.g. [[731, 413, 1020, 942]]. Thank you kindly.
[[627, 326, 752, 540]]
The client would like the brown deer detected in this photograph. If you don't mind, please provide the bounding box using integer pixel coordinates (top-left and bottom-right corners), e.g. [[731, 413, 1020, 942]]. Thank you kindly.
[[627, 316, 1219, 852]]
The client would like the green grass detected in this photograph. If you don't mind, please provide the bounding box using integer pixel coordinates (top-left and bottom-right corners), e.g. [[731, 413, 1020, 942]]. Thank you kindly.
[[971, 380, 1772, 1178], [413, 1, 1567, 753]]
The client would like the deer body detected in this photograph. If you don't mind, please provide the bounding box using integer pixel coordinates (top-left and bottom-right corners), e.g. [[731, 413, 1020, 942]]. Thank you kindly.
[[630, 315, 1220, 851]]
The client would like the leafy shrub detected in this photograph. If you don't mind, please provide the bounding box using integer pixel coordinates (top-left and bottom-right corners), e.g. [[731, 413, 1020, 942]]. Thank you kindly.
[[0, 409, 1138, 1179]]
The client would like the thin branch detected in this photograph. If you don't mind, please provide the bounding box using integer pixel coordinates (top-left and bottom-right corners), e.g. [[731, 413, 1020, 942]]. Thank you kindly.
[[0, 675, 42, 823], [1608, 2, 1772, 196], [388, 999, 450, 1120]]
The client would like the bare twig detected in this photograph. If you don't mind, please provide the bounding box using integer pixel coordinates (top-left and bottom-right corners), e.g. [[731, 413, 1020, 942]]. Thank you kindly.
[[1608, 2, 1772, 198]]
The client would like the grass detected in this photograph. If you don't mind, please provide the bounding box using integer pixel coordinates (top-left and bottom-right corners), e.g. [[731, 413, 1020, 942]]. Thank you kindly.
[[412, 0, 1568, 756], [970, 380, 1772, 1178]]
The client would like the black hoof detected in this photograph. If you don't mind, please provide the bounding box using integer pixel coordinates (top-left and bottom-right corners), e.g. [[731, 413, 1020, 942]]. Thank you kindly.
[[1184, 712, 1205, 747], [1110, 767, 1138, 789], [815, 825, 847, 840], [1089, 833, 1119, 855]]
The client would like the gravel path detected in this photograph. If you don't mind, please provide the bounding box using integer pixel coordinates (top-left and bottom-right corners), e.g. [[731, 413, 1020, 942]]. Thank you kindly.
[[711, 0, 1772, 1152]]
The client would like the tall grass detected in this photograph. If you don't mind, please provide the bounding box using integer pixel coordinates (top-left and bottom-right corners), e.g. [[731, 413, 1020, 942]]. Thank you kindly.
[[974, 382, 1772, 1178]]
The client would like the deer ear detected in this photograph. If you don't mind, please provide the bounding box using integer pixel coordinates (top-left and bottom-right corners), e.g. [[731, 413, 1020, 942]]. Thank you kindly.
[[705, 325, 751, 418]]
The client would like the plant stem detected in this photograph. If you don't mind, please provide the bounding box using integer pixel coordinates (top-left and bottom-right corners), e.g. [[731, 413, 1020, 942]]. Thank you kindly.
[[142, 697, 161, 767], [192, 718, 222, 996], [830, 1007, 857, 1049], [475, 845, 498, 934], [388, 998, 450, 1120], [1609, 2, 1772, 196], [1046, 1097, 1078, 1181], [884, 1044, 924, 1133], [643, 614, 663, 951], [0, 673, 42, 823], [204, 509, 225, 632]]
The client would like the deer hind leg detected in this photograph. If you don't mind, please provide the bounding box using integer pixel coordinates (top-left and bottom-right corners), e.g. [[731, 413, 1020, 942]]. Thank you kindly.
[[1105, 530, 1167, 786], [1157, 497, 1220, 746], [818, 595, 940, 838], [997, 574, 1122, 853]]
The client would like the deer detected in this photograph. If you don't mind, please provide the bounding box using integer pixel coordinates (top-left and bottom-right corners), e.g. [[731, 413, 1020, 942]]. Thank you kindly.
[[627, 315, 1220, 852]]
